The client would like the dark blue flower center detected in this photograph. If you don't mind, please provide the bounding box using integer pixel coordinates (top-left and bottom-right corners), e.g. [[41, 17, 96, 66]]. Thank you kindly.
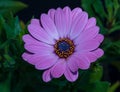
[[58, 41, 70, 52], [54, 38, 75, 58]]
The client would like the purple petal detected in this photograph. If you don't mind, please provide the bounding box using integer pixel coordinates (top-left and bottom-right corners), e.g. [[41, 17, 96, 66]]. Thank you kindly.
[[76, 39, 100, 52], [62, 6, 72, 37], [81, 48, 104, 63], [30, 19, 40, 25], [71, 7, 82, 22], [48, 9, 55, 21], [83, 48, 104, 63], [41, 14, 59, 40], [51, 59, 66, 78], [24, 43, 53, 54], [28, 23, 54, 44], [93, 48, 104, 58], [70, 12, 88, 39], [84, 17, 96, 30], [22, 53, 58, 67], [64, 67, 78, 82], [22, 53, 34, 65], [73, 54, 90, 69], [75, 26, 99, 44], [35, 54, 58, 70], [83, 52, 98, 63], [54, 8, 67, 38], [23, 34, 54, 54], [94, 34, 104, 43], [23, 34, 54, 48], [23, 34, 40, 44], [42, 69, 52, 82], [67, 56, 78, 72]]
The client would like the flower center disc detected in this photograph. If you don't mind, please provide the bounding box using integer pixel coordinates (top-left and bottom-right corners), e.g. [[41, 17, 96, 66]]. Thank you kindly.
[[54, 38, 75, 58]]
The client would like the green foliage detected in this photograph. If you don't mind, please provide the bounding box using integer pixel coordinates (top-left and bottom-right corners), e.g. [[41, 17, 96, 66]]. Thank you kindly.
[[0, 0, 27, 16], [74, 64, 109, 92], [108, 81, 120, 92], [81, 0, 120, 92], [87, 81, 110, 92], [81, 0, 120, 34], [93, 0, 107, 19], [0, 73, 11, 92], [0, 1, 27, 92], [89, 64, 103, 83]]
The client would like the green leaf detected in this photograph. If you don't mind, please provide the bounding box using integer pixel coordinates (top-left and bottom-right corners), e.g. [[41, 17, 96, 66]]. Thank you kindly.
[[96, 16, 108, 34], [3, 54, 15, 68], [75, 65, 103, 91], [112, 41, 120, 53], [105, 0, 113, 22], [93, 0, 107, 19], [77, 71, 110, 92], [103, 40, 120, 58], [0, 40, 10, 50], [89, 64, 103, 83], [0, 0, 27, 15], [115, 7, 120, 20], [109, 24, 120, 33], [108, 81, 120, 92], [81, 0, 108, 35], [87, 81, 110, 92], [13, 16, 22, 37], [81, 0, 95, 16], [113, 0, 120, 16], [0, 73, 12, 92], [0, 15, 22, 39]]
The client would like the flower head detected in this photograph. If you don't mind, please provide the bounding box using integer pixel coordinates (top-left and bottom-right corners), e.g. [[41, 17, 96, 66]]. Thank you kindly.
[[22, 6, 104, 82]]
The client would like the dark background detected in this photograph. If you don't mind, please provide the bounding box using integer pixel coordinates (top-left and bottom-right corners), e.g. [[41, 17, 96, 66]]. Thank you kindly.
[[17, 0, 81, 22]]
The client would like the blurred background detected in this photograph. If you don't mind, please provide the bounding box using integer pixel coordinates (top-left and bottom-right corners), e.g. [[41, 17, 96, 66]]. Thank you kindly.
[[0, 0, 120, 92]]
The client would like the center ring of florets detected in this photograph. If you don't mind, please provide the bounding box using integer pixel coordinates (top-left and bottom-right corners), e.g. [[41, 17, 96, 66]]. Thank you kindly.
[[54, 38, 75, 58]]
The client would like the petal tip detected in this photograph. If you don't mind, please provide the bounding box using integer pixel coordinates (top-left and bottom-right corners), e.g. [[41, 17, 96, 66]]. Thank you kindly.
[[42, 70, 52, 82], [22, 53, 29, 61]]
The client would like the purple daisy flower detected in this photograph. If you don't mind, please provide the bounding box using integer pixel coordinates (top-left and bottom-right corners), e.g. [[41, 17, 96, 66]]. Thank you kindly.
[[22, 6, 104, 82]]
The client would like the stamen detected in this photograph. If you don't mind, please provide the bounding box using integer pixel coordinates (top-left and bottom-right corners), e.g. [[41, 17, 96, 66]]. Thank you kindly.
[[54, 38, 75, 58]]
